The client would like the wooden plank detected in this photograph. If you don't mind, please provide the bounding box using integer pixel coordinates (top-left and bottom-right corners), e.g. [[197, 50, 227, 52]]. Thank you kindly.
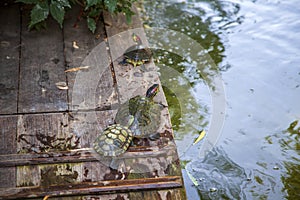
[[63, 6, 117, 111], [0, 115, 17, 188], [16, 165, 40, 187], [0, 145, 176, 167], [103, 8, 174, 136], [103, 9, 163, 104], [16, 113, 75, 153], [63, 5, 105, 71], [130, 189, 185, 200], [57, 189, 185, 200], [16, 161, 111, 188], [103, 6, 180, 173], [0, 148, 95, 167], [0, 176, 182, 199], [0, 116, 17, 154], [0, 168, 15, 188], [0, 4, 20, 114], [69, 110, 116, 148], [13, 111, 119, 189], [103, 7, 142, 37], [18, 9, 67, 113]]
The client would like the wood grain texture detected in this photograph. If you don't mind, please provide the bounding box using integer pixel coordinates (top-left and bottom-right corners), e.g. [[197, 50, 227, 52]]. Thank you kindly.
[[69, 110, 116, 148], [0, 116, 17, 154], [0, 115, 17, 188], [16, 113, 75, 153], [63, 6, 117, 110], [0, 167, 15, 188], [0, 145, 176, 167], [18, 10, 67, 113], [1, 176, 182, 199], [0, 4, 20, 114]]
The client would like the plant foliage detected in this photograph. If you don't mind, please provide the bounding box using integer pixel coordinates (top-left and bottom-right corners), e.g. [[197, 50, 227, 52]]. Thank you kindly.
[[16, 0, 137, 33]]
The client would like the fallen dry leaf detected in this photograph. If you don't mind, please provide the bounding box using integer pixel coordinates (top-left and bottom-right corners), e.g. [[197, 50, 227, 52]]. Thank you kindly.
[[43, 195, 50, 200], [72, 41, 79, 49], [55, 82, 68, 90], [65, 66, 90, 73]]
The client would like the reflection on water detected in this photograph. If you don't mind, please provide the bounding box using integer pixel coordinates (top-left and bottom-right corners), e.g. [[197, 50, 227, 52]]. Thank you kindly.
[[186, 147, 247, 199], [141, 0, 300, 199], [140, 0, 242, 64], [265, 121, 300, 200]]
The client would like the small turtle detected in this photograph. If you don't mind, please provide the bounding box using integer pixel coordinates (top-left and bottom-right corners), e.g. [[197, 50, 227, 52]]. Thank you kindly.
[[115, 84, 162, 139], [93, 124, 133, 157], [93, 84, 162, 157], [120, 33, 152, 68]]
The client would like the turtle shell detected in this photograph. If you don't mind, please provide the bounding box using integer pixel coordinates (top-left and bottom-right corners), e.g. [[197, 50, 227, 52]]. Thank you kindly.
[[123, 45, 152, 67], [93, 124, 133, 157], [115, 96, 162, 138]]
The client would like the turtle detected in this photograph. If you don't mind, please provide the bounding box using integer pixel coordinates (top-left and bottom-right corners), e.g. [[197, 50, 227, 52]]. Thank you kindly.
[[93, 124, 133, 157], [120, 33, 152, 68], [115, 84, 162, 139], [93, 84, 162, 157]]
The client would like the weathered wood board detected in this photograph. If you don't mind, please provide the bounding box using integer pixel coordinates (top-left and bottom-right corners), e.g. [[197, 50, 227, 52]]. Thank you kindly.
[[0, 4, 20, 114], [1, 176, 182, 199], [103, 9, 163, 104], [63, 6, 117, 111], [69, 110, 116, 148], [16, 113, 74, 153], [18, 9, 67, 113], [0, 116, 17, 188]]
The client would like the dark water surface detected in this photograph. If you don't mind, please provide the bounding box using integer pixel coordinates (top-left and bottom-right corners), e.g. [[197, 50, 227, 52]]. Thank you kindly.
[[140, 0, 300, 199]]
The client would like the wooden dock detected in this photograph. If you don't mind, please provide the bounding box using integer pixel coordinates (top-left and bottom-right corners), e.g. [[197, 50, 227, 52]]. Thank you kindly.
[[0, 2, 186, 200]]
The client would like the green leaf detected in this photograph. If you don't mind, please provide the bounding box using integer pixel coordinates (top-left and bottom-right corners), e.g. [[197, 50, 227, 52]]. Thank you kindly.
[[57, 0, 71, 8], [104, 0, 117, 13], [29, 1, 49, 29], [123, 8, 135, 24], [86, 0, 100, 9], [50, 0, 65, 28], [87, 17, 96, 33], [88, 7, 101, 18], [15, 0, 39, 4]]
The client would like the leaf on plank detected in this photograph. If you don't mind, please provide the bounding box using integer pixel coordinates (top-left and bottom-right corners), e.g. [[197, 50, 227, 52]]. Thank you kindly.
[[29, 1, 49, 29], [50, 0, 65, 28], [55, 82, 68, 90], [87, 17, 96, 33], [65, 66, 90, 73]]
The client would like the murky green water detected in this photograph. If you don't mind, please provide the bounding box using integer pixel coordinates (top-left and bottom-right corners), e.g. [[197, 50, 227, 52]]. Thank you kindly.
[[140, 0, 300, 199]]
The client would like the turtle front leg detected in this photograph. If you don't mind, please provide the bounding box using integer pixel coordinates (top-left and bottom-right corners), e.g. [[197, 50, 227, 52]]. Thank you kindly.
[[119, 58, 129, 66], [140, 64, 148, 72]]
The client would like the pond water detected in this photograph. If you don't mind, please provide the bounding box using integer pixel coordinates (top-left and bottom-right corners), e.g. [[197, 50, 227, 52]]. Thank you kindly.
[[140, 0, 300, 199]]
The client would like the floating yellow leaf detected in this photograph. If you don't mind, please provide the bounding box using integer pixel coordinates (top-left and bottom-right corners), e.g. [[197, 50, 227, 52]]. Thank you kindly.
[[187, 170, 199, 186], [143, 24, 151, 29], [193, 130, 206, 145], [65, 66, 90, 73], [55, 82, 68, 90]]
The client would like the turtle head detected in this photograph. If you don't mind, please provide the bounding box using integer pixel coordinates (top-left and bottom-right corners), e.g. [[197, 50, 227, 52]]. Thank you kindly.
[[132, 33, 142, 45], [146, 84, 159, 99]]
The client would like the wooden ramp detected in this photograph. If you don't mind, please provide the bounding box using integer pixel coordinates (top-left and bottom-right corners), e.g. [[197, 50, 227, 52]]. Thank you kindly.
[[0, 3, 186, 200]]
